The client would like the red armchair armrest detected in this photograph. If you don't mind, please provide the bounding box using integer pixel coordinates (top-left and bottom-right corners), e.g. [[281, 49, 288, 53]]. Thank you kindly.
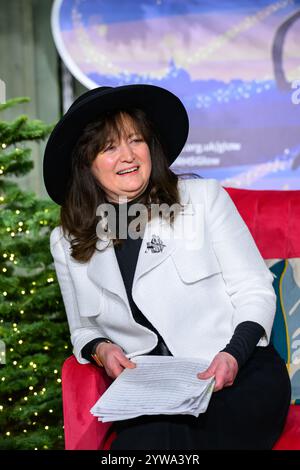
[[61, 355, 116, 450]]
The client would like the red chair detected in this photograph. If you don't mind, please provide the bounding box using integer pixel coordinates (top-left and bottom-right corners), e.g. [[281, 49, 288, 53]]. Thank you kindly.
[[61, 186, 300, 450]]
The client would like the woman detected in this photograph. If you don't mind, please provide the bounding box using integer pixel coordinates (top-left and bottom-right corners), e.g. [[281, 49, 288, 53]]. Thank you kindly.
[[44, 84, 291, 450]]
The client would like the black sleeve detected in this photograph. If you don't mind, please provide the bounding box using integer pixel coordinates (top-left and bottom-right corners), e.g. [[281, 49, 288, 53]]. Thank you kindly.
[[220, 321, 265, 369], [81, 338, 111, 365]]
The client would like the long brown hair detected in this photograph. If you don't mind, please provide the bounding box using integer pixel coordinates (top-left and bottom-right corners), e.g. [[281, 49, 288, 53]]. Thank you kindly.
[[60, 108, 200, 262]]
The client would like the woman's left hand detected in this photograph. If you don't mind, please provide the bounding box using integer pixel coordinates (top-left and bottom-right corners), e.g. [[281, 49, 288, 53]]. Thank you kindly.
[[197, 352, 239, 392]]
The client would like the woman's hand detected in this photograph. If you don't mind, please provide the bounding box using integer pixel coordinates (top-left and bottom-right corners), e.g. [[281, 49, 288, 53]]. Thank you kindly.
[[95, 342, 136, 379], [197, 352, 238, 392]]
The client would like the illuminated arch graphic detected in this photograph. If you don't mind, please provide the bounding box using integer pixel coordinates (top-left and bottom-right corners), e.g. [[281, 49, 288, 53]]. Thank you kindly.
[[272, 9, 300, 91]]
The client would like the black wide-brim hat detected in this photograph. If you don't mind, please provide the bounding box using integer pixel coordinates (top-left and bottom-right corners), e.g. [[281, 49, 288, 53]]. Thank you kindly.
[[43, 84, 189, 205]]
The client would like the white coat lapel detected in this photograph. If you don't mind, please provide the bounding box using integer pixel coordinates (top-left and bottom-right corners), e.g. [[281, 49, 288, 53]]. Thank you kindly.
[[87, 241, 127, 303], [86, 216, 177, 305], [132, 217, 178, 292], [86, 180, 195, 306], [133, 184, 196, 293]]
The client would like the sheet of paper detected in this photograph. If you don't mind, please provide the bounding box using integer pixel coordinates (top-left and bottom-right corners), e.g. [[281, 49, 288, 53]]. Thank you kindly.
[[90, 355, 215, 422]]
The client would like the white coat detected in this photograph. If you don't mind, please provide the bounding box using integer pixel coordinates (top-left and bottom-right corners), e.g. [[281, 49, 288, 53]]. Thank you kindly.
[[50, 178, 276, 364]]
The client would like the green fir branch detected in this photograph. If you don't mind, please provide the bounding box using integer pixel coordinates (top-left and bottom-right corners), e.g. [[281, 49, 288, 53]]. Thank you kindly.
[[0, 97, 30, 113], [0, 97, 68, 450]]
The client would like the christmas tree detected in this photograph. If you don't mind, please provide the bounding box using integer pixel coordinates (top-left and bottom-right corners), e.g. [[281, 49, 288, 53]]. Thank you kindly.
[[0, 97, 71, 449]]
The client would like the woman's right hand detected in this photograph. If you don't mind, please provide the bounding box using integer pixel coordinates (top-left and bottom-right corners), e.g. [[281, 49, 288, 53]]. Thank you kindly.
[[95, 342, 136, 379]]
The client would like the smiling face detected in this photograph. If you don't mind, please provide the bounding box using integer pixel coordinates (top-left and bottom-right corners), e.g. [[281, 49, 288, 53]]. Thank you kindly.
[[91, 112, 152, 203]]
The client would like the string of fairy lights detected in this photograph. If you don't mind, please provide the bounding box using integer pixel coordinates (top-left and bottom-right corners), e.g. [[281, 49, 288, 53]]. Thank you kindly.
[[0, 145, 67, 447], [67, 0, 292, 84], [195, 80, 273, 109], [0, 316, 67, 448], [0, 302, 67, 447]]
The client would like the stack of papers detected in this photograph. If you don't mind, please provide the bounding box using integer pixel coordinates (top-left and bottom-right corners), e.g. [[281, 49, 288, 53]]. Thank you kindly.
[[90, 355, 215, 422]]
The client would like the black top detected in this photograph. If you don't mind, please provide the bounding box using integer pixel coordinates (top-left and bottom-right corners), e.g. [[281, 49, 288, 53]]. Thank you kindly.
[[81, 193, 264, 368]]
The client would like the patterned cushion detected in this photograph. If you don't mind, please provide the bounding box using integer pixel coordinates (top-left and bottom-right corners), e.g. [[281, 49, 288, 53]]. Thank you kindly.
[[266, 259, 300, 403]]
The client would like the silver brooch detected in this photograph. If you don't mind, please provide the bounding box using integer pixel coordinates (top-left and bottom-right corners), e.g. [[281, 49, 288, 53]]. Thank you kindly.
[[145, 234, 166, 253]]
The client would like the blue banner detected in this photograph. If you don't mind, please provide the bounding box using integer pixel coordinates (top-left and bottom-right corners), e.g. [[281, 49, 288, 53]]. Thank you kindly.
[[51, 0, 300, 189]]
